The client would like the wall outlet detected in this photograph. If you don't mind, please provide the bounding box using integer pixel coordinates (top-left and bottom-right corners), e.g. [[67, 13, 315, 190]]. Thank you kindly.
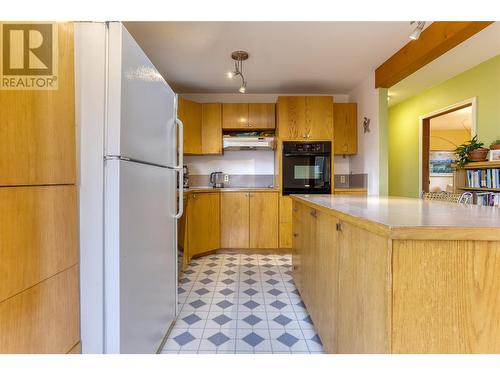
[[224, 174, 229, 182], [340, 175, 346, 184]]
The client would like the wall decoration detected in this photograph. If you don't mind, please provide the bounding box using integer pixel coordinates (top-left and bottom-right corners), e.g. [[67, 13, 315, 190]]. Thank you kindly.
[[490, 149, 500, 161], [429, 151, 456, 176], [363, 117, 370, 133]]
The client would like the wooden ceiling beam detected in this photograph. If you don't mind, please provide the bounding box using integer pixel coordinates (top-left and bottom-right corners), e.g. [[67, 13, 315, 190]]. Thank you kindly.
[[375, 21, 494, 88]]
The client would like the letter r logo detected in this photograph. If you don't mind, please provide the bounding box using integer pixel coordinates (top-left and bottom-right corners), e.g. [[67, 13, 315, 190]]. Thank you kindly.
[[2, 23, 53, 75]]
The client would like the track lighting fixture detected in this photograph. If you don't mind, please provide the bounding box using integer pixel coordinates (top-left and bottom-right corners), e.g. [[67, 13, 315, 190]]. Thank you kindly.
[[409, 21, 426, 40], [226, 50, 248, 93]]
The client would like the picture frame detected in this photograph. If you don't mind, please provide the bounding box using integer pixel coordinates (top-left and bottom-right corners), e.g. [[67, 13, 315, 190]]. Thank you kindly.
[[429, 151, 456, 176], [490, 149, 500, 161]]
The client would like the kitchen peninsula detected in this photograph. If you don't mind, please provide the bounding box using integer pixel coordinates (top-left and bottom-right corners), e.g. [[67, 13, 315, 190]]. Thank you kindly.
[[291, 195, 500, 354]]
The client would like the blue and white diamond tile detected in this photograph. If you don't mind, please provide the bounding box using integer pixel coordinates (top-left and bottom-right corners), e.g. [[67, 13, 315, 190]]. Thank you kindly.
[[165, 252, 324, 354]]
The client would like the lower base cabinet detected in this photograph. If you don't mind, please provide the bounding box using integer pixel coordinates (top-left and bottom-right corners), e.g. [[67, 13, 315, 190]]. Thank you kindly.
[[292, 198, 500, 354], [186, 192, 220, 262], [221, 191, 278, 249]]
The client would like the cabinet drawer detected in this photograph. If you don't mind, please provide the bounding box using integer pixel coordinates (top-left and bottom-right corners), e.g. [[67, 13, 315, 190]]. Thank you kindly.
[[0, 185, 78, 302], [0, 265, 80, 353]]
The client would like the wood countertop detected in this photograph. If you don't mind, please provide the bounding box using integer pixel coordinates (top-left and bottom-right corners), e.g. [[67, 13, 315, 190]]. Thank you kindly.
[[291, 194, 500, 240]]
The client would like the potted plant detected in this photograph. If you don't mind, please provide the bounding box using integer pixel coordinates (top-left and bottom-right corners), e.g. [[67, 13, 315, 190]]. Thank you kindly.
[[454, 135, 489, 167], [490, 140, 500, 150]]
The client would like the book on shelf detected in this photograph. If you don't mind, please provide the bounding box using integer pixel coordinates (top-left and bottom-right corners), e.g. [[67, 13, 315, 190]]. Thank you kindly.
[[475, 192, 500, 207], [466, 168, 500, 189]]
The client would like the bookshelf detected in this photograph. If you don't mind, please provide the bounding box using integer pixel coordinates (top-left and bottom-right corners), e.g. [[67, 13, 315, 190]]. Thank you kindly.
[[454, 160, 500, 206]]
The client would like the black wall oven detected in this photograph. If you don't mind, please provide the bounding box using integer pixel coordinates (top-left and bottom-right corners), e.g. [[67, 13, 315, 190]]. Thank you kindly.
[[282, 141, 331, 195]]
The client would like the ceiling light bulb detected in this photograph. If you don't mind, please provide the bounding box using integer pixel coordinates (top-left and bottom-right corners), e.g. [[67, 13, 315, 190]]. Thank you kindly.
[[409, 21, 426, 40], [227, 71, 234, 79], [239, 84, 246, 94]]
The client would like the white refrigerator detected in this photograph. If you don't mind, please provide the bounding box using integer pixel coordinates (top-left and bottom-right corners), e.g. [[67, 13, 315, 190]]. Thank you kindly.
[[76, 22, 183, 354]]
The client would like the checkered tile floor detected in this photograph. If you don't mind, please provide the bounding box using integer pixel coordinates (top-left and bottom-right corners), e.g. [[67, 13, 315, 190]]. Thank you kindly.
[[162, 253, 324, 354]]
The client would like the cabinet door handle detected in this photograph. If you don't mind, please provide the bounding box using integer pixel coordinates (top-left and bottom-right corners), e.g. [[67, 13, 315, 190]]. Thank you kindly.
[[336, 222, 342, 232], [310, 210, 317, 218], [293, 207, 298, 212], [192, 193, 196, 199], [293, 233, 298, 237]]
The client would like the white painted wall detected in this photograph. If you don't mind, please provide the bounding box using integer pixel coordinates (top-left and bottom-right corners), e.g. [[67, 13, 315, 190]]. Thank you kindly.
[[185, 151, 275, 175], [333, 156, 350, 174], [348, 73, 381, 195]]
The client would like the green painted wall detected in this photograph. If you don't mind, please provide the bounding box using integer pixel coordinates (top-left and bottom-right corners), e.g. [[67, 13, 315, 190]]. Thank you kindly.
[[378, 88, 389, 196], [388, 54, 500, 197]]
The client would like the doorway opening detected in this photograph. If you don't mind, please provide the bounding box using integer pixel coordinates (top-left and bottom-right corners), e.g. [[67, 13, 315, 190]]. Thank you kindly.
[[419, 98, 476, 193]]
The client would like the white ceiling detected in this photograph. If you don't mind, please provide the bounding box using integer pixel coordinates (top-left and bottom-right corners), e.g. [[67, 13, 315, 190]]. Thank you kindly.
[[124, 21, 416, 94], [430, 107, 472, 130], [389, 22, 500, 106]]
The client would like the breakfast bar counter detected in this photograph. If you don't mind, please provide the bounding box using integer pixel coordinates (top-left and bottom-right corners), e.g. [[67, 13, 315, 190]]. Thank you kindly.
[[289, 195, 500, 354]]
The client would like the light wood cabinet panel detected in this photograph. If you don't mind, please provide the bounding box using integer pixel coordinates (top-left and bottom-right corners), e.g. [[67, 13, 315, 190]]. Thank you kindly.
[[201, 103, 222, 154], [249, 192, 279, 248], [0, 185, 78, 302], [279, 222, 292, 249], [187, 192, 220, 258], [337, 221, 391, 353], [0, 23, 76, 186], [277, 96, 306, 140], [0, 265, 80, 353], [67, 342, 81, 354], [333, 103, 357, 155], [392, 240, 500, 354], [248, 103, 275, 129], [221, 192, 249, 248], [312, 210, 338, 353], [178, 98, 202, 154], [305, 96, 333, 140], [222, 103, 249, 129], [292, 201, 304, 292], [279, 195, 293, 248]]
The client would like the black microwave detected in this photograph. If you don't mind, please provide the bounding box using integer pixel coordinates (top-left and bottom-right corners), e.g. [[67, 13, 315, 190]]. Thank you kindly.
[[282, 141, 331, 195]]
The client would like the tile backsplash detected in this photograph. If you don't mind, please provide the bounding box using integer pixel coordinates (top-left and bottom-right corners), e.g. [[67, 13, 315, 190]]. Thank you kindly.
[[188, 174, 275, 188], [334, 173, 368, 188]]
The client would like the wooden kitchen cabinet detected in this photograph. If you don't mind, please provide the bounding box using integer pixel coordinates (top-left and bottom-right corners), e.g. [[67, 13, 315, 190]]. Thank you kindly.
[[305, 96, 333, 140], [178, 98, 202, 154], [220, 191, 279, 249], [248, 103, 275, 129], [0, 23, 76, 186], [277, 96, 306, 139], [279, 195, 293, 248], [186, 192, 220, 260], [277, 96, 333, 140], [222, 103, 249, 129], [221, 192, 249, 248], [333, 103, 357, 155], [249, 192, 279, 248], [178, 99, 222, 155], [201, 103, 222, 154], [223, 103, 275, 130]]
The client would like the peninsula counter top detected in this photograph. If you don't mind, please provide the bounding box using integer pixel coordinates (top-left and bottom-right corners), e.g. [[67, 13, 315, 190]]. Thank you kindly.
[[290, 194, 500, 240]]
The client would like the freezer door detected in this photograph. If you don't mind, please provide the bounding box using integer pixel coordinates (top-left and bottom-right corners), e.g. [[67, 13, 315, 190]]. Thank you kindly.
[[106, 22, 177, 167], [104, 159, 176, 354]]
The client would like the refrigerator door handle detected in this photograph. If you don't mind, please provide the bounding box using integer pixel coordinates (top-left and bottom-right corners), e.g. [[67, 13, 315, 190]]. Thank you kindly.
[[174, 118, 184, 219]]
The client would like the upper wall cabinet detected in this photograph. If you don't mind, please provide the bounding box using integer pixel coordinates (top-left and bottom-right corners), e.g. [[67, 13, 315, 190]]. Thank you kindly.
[[178, 98, 202, 154], [178, 98, 222, 155], [222, 103, 275, 130], [277, 96, 333, 140], [248, 103, 275, 129], [201, 103, 222, 154], [0, 23, 76, 186], [333, 103, 357, 155]]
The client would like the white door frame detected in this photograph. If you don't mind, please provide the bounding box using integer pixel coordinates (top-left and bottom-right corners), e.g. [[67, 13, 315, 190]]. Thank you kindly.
[[418, 97, 477, 193]]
